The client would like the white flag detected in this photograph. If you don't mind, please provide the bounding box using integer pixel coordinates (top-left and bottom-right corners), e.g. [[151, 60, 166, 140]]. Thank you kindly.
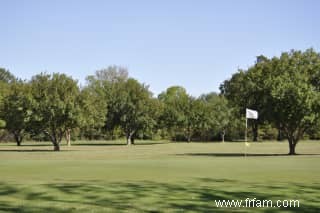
[[246, 108, 258, 119]]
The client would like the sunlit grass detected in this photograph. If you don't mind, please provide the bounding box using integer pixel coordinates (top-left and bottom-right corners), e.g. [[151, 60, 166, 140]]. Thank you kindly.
[[0, 141, 319, 212]]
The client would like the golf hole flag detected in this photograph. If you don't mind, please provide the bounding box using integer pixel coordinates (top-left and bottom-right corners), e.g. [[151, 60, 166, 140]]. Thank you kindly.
[[246, 108, 258, 119]]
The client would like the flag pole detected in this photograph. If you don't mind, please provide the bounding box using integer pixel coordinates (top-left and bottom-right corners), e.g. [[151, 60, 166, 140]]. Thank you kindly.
[[245, 117, 247, 142], [244, 108, 258, 158], [245, 116, 247, 158]]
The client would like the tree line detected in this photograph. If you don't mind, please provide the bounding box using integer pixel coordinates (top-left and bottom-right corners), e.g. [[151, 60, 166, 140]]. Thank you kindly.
[[1, 49, 320, 154]]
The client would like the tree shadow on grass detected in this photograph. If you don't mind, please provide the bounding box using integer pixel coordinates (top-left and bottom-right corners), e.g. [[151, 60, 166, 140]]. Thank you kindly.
[[0, 149, 72, 152], [0, 178, 319, 212], [176, 153, 320, 157], [74, 143, 126, 146], [0, 142, 164, 152], [73, 142, 166, 146], [133, 142, 168, 146], [20, 143, 53, 146]]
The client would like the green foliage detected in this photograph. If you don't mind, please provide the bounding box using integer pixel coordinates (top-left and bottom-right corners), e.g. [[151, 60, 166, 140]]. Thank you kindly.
[[220, 58, 273, 141], [221, 48, 320, 153], [199, 93, 233, 141], [159, 89, 235, 142], [0, 68, 15, 83], [267, 49, 320, 153], [306, 119, 320, 139], [78, 85, 107, 139], [117, 79, 157, 144], [1, 49, 320, 147], [1, 81, 32, 145], [86, 67, 157, 144], [0, 68, 16, 130], [158, 86, 190, 141], [29, 73, 81, 150], [85, 66, 129, 139]]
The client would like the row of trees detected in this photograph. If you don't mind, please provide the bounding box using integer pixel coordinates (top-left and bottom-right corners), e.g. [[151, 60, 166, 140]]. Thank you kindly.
[[0, 67, 233, 151], [220, 48, 320, 154], [1, 48, 320, 154]]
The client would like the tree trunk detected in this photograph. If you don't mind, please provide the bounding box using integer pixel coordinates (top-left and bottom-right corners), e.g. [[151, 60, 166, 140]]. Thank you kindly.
[[127, 131, 135, 145], [221, 130, 225, 143], [13, 133, 22, 146], [187, 134, 191, 142], [277, 128, 283, 141], [284, 126, 304, 155], [127, 135, 132, 145], [66, 129, 71, 146], [288, 141, 296, 155], [53, 142, 60, 151], [252, 122, 258, 142], [15, 136, 21, 146], [44, 130, 62, 151], [186, 126, 192, 142]]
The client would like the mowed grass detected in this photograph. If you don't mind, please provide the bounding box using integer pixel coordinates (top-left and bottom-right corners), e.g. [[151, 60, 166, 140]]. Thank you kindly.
[[0, 141, 319, 212]]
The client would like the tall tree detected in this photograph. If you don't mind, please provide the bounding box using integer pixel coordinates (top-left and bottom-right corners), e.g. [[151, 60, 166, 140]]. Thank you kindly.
[[200, 93, 233, 142], [78, 84, 107, 141], [118, 79, 157, 145], [86, 67, 157, 144], [158, 86, 189, 141], [1, 81, 32, 146], [222, 49, 320, 154], [86, 66, 128, 139], [159, 86, 211, 142], [225, 57, 283, 141], [220, 57, 272, 142], [29, 73, 81, 151], [183, 97, 205, 142], [0, 68, 16, 134], [266, 49, 320, 154]]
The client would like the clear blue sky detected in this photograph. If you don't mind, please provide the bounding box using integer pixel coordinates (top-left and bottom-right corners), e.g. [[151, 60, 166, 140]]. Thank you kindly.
[[1, 0, 319, 96]]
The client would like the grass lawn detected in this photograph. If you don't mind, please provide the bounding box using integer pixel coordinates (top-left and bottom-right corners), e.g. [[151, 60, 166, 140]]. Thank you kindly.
[[0, 140, 319, 212]]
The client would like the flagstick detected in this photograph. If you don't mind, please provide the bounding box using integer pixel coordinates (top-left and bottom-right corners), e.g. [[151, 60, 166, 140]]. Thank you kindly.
[[245, 118, 247, 142], [244, 108, 258, 158], [245, 118, 247, 158]]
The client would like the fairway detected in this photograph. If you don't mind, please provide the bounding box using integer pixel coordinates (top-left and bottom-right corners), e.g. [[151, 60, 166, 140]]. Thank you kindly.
[[0, 141, 319, 212]]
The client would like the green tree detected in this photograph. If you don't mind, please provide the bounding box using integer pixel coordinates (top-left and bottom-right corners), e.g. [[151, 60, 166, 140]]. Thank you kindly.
[[221, 55, 277, 142], [118, 79, 157, 145], [158, 86, 211, 142], [86, 67, 157, 144], [86, 66, 128, 139], [0, 68, 15, 83], [78, 84, 107, 140], [200, 93, 233, 142], [1, 81, 32, 146], [0, 68, 16, 134], [29, 73, 81, 151], [0, 82, 9, 128], [266, 49, 320, 154], [222, 48, 320, 154], [158, 86, 189, 141], [183, 97, 206, 142]]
